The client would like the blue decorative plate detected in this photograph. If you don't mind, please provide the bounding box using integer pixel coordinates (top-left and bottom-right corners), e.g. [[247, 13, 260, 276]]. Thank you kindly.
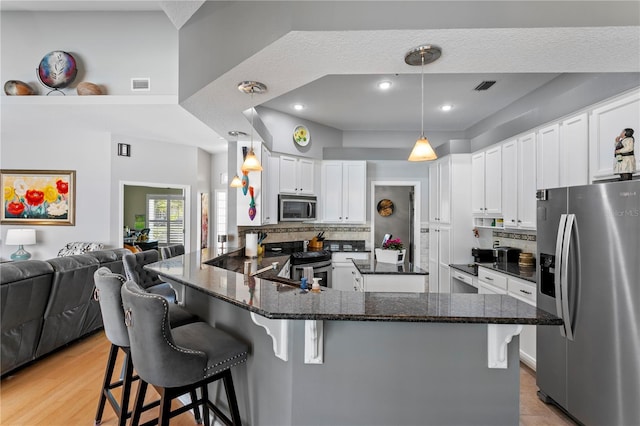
[[38, 51, 77, 89]]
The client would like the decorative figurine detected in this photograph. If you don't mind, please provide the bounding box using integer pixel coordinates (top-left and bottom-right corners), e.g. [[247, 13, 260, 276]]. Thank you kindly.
[[614, 128, 635, 181]]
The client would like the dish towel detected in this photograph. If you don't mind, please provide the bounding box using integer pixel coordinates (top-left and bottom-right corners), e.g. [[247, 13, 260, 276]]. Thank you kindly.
[[303, 266, 314, 283]]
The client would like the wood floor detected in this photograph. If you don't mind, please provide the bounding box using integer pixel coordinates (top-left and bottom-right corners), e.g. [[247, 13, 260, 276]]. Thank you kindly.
[[1, 331, 577, 426]]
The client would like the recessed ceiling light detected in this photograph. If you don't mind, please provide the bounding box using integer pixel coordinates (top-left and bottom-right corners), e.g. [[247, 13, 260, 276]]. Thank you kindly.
[[377, 81, 392, 90], [293, 104, 305, 111], [440, 104, 453, 112]]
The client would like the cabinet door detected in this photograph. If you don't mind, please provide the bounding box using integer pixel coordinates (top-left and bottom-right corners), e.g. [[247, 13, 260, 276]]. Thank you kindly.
[[321, 162, 343, 221], [332, 263, 356, 291], [428, 228, 439, 293], [484, 146, 502, 215], [589, 91, 640, 180], [298, 158, 315, 195], [279, 156, 298, 193], [537, 124, 560, 190], [428, 163, 439, 222], [342, 162, 366, 223], [266, 152, 280, 224], [261, 147, 273, 224], [502, 139, 518, 228], [560, 113, 589, 187], [518, 133, 537, 229], [438, 158, 451, 224], [438, 226, 451, 293], [471, 152, 485, 214]]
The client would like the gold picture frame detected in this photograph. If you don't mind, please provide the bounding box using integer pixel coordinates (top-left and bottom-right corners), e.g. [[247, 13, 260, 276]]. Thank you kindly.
[[1, 169, 76, 225]]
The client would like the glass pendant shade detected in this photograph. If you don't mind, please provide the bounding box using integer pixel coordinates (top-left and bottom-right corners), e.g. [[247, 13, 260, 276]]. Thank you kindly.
[[241, 147, 263, 172], [229, 174, 243, 188], [408, 136, 437, 161]]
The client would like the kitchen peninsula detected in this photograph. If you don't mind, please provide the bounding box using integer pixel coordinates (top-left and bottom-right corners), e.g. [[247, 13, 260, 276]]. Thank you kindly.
[[149, 251, 561, 426]]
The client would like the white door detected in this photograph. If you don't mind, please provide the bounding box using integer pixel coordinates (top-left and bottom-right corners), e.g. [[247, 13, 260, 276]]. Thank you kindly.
[[438, 226, 451, 293], [428, 163, 439, 222], [518, 133, 537, 229], [438, 158, 452, 224], [321, 162, 343, 221], [484, 146, 502, 215], [342, 162, 366, 223], [560, 113, 589, 187], [279, 156, 298, 194], [502, 139, 518, 228], [298, 158, 315, 195], [471, 152, 485, 214], [537, 123, 560, 190]]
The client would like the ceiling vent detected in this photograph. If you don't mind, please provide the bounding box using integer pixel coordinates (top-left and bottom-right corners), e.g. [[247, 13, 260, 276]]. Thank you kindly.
[[474, 81, 496, 91], [131, 78, 150, 91]]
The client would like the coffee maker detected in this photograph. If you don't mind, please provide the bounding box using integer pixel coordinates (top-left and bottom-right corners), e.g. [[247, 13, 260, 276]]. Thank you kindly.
[[471, 248, 494, 263]]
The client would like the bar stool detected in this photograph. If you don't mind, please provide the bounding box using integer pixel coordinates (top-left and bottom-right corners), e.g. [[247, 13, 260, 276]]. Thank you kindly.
[[159, 243, 185, 260], [121, 280, 248, 426], [93, 267, 200, 426], [123, 250, 177, 303]]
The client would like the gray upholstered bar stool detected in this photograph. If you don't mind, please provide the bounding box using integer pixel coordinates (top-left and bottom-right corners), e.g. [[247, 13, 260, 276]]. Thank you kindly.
[[93, 267, 199, 426], [159, 243, 185, 260], [121, 280, 248, 426], [123, 250, 177, 303]]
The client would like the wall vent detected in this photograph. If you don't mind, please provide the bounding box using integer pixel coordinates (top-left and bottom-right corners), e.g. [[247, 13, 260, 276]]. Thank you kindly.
[[474, 81, 496, 91], [131, 78, 150, 91]]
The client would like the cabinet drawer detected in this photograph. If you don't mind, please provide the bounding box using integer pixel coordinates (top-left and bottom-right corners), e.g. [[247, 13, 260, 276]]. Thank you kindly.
[[477, 267, 507, 290], [332, 252, 369, 263], [451, 270, 474, 286], [508, 277, 536, 306]]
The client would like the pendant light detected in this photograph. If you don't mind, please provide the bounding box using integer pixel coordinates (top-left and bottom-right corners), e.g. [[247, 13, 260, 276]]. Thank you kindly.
[[228, 130, 247, 188], [405, 45, 441, 162], [237, 81, 267, 172]]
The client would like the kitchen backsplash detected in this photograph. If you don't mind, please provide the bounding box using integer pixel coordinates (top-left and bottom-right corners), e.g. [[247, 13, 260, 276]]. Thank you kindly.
[[476, 227, 537, 256], [238, 223, 371, 247]]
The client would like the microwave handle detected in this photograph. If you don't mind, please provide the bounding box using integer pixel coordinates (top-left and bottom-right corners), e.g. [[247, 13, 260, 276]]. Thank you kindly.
[[307, 202, 312, 217]]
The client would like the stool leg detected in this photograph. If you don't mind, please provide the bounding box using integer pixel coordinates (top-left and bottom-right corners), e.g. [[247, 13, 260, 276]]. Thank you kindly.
[[94, 344, 119, 425], [223, 370, 242, 426], [117, 349, 135, 426], [201, 385, 210, 426], [130, 380, 148, 426], [190, 389, 203, 424], [158, 388, 172, 426]]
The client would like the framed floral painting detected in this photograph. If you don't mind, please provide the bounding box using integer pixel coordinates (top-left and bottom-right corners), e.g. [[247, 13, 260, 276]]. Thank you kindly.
[[1, 169, 76, 225]]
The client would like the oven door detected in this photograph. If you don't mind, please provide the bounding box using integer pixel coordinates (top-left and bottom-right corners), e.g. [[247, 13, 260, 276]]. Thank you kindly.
[[451, 270, 478, 294], [292, 261, 332, 288]]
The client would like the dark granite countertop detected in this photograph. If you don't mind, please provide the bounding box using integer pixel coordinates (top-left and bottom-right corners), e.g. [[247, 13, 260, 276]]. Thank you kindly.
[[477, 262, 537, 283], [146, 252, 561, 326], [353, 259, 428, 275], [449, 264, 478, 276]]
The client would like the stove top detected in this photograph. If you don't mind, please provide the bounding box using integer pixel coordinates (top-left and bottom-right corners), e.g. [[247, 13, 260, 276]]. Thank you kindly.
[[291, 250, 332, 264]]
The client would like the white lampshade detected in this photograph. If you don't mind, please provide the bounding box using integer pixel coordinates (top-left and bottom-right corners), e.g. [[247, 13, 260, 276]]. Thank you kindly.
[[241, 148, 263, 172], [6, 229, 36, 246], [229, 174, 243, 188], [408, 136, 438, 161]]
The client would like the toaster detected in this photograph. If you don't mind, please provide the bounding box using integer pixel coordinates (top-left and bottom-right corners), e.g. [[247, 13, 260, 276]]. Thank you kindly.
[[493, 246, 522, 264]]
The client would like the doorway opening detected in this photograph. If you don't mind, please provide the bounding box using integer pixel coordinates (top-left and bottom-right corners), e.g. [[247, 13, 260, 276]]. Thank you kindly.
[[371, 181, 420, 264], [119, 182, 191, 250]]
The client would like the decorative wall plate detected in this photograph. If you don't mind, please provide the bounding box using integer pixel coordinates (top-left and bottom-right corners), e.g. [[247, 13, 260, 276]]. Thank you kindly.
[[37, 51, 77, 89], [293, 125, 310, 146], [377, 199, 394, 217]]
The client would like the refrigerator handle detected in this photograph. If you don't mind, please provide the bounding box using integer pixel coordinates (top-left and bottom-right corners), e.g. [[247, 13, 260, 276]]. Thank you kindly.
[[554, 214, 568, 337], [562, 214, 576, 341]]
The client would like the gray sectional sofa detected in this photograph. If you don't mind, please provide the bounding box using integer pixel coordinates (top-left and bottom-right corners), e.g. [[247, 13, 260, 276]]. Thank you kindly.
[[0, 248, 130, 376]]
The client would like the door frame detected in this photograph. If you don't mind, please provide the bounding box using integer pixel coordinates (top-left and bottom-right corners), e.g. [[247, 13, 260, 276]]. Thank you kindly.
[[119, 180, 191, 250], [370, 180, 421, 265]]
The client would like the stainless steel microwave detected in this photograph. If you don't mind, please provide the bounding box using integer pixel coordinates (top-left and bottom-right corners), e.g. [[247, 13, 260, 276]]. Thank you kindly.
[[279, 194, 317, 222]]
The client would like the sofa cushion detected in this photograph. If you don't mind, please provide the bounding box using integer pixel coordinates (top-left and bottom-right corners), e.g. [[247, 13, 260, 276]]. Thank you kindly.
[[57, 242, 104, 257]]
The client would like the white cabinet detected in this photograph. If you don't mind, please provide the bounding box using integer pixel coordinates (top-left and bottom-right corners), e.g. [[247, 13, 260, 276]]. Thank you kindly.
[[471, 146, 502, 215], [502, 133, 536, 230], [428, 154, 473, 293], [331, 252, 369, 292], [537, 113, 589, 190], [236, 141, 269, 226], [507, 276, 537, 370], [589, 90, 640, 181], [260, 146, 279, 225], [321, 161, 366, 223], [477, 267, 507, 294], [279, 155, 315, 195]]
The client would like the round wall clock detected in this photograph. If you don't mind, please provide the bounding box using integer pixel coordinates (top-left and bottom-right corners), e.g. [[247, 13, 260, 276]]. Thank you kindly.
[[293, 125, 310, 146], [37, 51, 78, 91], [377, 199, 395, 217]]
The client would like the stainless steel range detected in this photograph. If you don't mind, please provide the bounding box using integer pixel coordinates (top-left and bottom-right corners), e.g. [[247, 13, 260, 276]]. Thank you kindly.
[[263, 242, 332, 288]]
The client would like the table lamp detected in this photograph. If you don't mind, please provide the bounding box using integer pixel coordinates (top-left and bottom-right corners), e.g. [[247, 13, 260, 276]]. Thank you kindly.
[[6, 229, 36, 261], [218, 234, 227, 254]]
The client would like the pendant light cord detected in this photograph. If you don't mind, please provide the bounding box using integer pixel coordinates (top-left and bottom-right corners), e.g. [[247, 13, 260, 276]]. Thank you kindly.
[[420, 50, 425, 139], [250, 91, 255, 150]]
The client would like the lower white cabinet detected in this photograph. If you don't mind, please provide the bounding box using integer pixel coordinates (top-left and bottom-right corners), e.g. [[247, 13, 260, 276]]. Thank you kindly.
[[331, 252, 369, 291], [478, 267, 537, 369]]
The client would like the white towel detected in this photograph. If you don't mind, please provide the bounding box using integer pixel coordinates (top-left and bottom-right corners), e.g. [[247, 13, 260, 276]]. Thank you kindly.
[[303, 266, 314, 283]]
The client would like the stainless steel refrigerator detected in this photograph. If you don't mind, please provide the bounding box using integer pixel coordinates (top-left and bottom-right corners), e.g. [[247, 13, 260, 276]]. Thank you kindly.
[[536, 181, 640, 425]]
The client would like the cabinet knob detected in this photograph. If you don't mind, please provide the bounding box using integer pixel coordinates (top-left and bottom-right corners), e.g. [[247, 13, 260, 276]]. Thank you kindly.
[[517, 220, 522, 223], [339, 217, 342, 219], [345, 217, 348, 220], [511, 219, 516, 223]]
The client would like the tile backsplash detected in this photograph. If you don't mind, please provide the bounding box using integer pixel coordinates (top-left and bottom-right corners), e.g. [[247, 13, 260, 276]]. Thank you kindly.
[[238, 223, 370, 247], [476, 227, 537, 257]]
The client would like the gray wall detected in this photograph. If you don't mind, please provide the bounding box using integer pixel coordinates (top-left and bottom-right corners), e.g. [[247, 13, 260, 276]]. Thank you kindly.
[[373, 186, 412, 251]]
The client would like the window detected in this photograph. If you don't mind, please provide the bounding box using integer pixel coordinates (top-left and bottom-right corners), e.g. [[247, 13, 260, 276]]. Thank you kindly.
[[146, 194, 184, 244], [215, 190, 227, 254]]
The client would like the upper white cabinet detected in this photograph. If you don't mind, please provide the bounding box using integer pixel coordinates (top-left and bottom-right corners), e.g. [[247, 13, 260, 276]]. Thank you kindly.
[[502, 132, 536, 230], [261, 146, 279, 225], [321, 161, 366, 223], [471, 146, 502, 215], [537, 114, 589, 190], [589, 90, 640, 181], [279, 155, 315, 195], [428, 155, 473, 293]]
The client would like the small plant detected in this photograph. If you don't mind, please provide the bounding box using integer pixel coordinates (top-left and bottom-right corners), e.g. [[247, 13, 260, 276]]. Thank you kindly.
[[382, 238, 403, 251]]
